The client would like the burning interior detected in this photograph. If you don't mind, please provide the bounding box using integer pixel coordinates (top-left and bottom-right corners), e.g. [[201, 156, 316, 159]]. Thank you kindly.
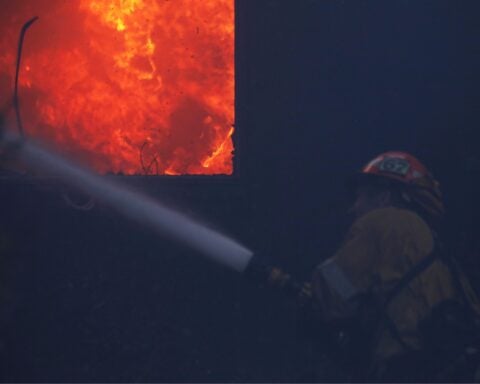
[[0, 0, 234, 175]]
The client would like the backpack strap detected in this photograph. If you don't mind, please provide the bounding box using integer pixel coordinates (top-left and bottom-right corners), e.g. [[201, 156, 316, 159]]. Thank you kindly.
[[384, 251, 438, 307], [380, 250, 439, 351]]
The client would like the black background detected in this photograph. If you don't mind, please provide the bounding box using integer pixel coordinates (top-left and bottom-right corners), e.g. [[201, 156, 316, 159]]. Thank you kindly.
[[1, 0, 479, 381]]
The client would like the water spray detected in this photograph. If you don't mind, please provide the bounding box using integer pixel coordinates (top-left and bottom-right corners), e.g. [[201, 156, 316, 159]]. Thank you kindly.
[[0, 130, 253, 272], [0, 127, 301, 291]]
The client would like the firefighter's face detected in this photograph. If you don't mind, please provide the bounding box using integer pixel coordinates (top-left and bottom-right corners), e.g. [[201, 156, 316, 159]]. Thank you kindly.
[[350, 185, 391, 219]]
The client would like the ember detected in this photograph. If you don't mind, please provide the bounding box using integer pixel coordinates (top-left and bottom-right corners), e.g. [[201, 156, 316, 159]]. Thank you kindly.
[[0, 0, 234, 175]]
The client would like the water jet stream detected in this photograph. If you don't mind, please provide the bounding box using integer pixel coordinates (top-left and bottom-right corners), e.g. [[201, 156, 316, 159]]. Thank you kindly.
[[0, 130, 253, 272]]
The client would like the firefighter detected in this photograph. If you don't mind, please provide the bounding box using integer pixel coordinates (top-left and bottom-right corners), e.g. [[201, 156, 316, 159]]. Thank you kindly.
[[247, 151, 480, 382], [309, 151, 480, 381]]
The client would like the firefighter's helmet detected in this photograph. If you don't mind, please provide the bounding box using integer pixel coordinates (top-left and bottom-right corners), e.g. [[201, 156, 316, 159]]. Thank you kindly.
[[355, 151, 445, 218]]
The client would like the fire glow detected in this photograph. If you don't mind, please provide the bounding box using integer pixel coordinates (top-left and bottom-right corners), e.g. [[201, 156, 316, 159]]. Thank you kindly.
[[0, 0, 234, 175]]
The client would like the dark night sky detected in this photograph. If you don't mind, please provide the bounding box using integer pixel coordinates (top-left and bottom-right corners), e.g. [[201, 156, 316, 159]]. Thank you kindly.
[[1, 1, 479, 382]]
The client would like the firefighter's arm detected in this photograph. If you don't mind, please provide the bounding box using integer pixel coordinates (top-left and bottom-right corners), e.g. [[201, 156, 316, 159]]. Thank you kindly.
[[312, 217, 378, 320]]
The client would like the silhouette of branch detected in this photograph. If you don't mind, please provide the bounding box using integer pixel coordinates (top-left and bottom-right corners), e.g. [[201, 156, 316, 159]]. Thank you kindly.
[[14, 16, 39, 138], [140, 141, 160, 175]]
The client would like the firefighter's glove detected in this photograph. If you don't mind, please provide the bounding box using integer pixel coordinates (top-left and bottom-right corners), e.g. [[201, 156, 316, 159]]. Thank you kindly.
[[268, 267, 291, 288], [244, 259, 294, 290], [270, 270, 315, 306]]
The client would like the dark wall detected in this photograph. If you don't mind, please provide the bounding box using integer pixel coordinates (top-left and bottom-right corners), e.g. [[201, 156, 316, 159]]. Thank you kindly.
[[1, 1, 479, 381]]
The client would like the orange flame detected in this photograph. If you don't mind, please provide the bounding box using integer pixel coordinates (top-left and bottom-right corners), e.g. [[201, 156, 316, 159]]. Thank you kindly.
[[0, 0, 234, 175]]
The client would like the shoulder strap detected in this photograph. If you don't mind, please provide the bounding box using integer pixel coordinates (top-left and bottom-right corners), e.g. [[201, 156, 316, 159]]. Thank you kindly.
[[384, 251, 438, 307], [380, 249, 438, 351]]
